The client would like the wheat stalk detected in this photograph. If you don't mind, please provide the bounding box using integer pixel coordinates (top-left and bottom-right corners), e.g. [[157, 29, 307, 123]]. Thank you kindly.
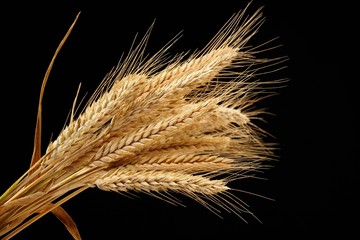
[[0, 3, 286, 239]]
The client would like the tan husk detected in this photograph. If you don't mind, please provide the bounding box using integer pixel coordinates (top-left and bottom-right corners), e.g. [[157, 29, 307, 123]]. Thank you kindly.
[[0, 3, 286, 240]]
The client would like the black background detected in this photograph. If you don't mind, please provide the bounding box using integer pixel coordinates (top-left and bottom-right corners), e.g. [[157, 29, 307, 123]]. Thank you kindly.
[[1, 1, 358, 239]]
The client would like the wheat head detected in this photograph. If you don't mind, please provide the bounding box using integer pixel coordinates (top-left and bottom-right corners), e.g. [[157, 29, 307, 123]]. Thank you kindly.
[[0, 3, 286, 239]]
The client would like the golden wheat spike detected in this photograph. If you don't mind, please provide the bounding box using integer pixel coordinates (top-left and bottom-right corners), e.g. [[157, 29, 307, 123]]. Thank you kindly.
[[0, 2, 286, 239]]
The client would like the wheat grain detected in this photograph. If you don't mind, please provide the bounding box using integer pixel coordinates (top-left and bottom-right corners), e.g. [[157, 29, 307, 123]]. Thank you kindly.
[[93, 167, 229, 194]]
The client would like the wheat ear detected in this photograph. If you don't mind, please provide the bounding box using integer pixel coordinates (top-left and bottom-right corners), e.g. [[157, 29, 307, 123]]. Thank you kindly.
[[0, 3, 286, 239]]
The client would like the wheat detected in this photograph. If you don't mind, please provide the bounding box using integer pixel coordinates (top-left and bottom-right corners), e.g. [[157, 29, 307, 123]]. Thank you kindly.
[[0, 2, 286, 239]]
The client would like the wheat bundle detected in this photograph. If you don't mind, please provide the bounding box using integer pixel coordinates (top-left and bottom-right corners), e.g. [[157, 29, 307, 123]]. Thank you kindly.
[[0, 3, 286, 239]]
